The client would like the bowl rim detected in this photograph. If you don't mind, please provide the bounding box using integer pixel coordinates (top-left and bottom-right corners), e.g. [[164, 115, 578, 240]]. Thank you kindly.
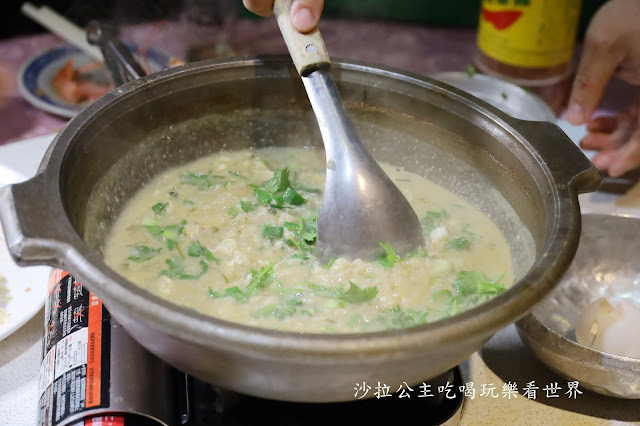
[[515, 213, 640, 398]]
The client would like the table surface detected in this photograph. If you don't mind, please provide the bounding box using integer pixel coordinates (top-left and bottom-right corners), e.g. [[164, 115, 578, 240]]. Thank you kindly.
[[0, 18, 484, 147], [1, 19, 640, 426]]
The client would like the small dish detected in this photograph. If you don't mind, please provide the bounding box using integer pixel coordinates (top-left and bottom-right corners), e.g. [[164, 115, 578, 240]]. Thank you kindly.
[[0, 166, 51, 341], [18, 42, 173, 118], [516, 214, 640, 399], [428, 71, 557, 122]]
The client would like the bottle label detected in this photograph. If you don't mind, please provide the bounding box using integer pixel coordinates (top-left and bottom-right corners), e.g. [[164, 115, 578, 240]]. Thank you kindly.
[[477, 0, 582, 68], [38, 270, 112, 426]]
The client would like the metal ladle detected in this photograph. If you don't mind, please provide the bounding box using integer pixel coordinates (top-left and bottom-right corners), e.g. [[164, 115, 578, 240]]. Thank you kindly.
[[273, 0, 425, 261]]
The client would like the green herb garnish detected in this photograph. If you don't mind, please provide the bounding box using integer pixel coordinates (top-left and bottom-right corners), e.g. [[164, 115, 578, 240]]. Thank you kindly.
[[420, 210, 447, 234], [253, 296, 303, 319], [306, 281, 377, 304], [161, 257, 208, 280], [144, 220, 187, 250], [228, 206, 239, 218], [245, 262, 275, 298], [152, 202, 167, 215], [377, 242, 401, 269], [240, 200, 258, 212], [127, 245, 161, 262], [447, 237, 470, 251], [406, 247, 429, 258], [339, 281, 378, 304], [283, 187, 306, 205], [253, 168, 307, 208], [181, 172, 228, 190], [187, 241, 220, 263], [208, 286, 248, 303], [262, 224, 284, 240], [452, 271, 505, 297]]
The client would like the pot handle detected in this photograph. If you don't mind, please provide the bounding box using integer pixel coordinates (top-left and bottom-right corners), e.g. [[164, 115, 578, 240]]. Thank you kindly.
[[508, 118, 602, 194], [0, 174, 75, 267]]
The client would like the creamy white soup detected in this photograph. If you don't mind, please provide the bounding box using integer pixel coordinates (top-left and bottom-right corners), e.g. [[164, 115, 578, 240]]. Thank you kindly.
[[104, 148, 512, 333]]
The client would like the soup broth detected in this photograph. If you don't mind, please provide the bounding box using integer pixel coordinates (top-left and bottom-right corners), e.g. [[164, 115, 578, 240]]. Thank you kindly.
[[104, 147, 512, 333]]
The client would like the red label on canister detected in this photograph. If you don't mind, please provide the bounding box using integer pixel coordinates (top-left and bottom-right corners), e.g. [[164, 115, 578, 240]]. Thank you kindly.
[[83, 415, 125, 426]]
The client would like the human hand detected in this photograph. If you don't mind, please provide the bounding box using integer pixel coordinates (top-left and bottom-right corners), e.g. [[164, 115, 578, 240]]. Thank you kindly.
[[242, 0, 324, 33], [567, 0, 640, 125], [579, 99, 640, 177], [566, 0, 640, 176]]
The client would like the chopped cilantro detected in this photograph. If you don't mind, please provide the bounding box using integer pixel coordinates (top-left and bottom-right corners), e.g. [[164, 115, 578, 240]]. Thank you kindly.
[[245, 263, 275, 297], [253, 296, 303, 319], [181, 172, 228, 190], [376, 243, 428, 268], [160, 257, 208, 280], [209, 286, 248, 303], [240, 200, 258, 212], [187, 241, 220, 263], [283, 218, 317, 242], [406, 247, 429, 258], [306, 281, 377, 304], [377, 242, 401, 269], [283, 187, 306, 205], [208, 264, 275, 304], [339, 281, 378, 304], [281, 212, 318, 259], [253, 168, 307, 208], [420, 210, 447, 234], [254, 188, 272, 205], [127, 245, 161, 262], [262, 168, 290, 194], [152, 202, 167, 215], [424, 270, 508, 317], [262, 224, 284, 240], [228, 206, 239, 218], [453, 271, 505, 297], [447, 237, 470, 251], [144, 220, 187, 250]]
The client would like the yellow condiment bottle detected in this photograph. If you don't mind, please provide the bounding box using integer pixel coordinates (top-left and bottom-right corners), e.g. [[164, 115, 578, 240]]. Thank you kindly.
[[473, 0, 582, 109]]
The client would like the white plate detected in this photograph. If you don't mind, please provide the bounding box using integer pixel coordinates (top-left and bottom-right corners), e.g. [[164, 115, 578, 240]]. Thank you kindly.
[[0, 168, 51, 341], [18, 42, 173, 118]]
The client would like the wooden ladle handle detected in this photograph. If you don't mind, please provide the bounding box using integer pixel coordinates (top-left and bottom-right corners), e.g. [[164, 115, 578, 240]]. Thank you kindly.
[[273, 0, 330, 75]]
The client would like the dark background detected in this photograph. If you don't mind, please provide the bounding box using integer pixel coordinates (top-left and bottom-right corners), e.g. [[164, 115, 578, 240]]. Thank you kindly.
[[3, 0, 608, 40]]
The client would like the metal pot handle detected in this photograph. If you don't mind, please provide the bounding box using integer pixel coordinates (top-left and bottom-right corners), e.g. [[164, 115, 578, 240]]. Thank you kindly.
[[0, 173, 76, 266], [507, 118, 602, 194]]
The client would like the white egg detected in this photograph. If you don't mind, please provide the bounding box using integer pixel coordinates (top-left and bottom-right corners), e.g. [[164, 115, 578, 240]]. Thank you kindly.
[[576, 298, 640, 358]]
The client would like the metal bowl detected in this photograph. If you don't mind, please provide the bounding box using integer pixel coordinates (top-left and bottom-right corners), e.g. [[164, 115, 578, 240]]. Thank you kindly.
[[517, 214, 640, 399], [0, 56, 599, 402], [428, 72, 557, 122]]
